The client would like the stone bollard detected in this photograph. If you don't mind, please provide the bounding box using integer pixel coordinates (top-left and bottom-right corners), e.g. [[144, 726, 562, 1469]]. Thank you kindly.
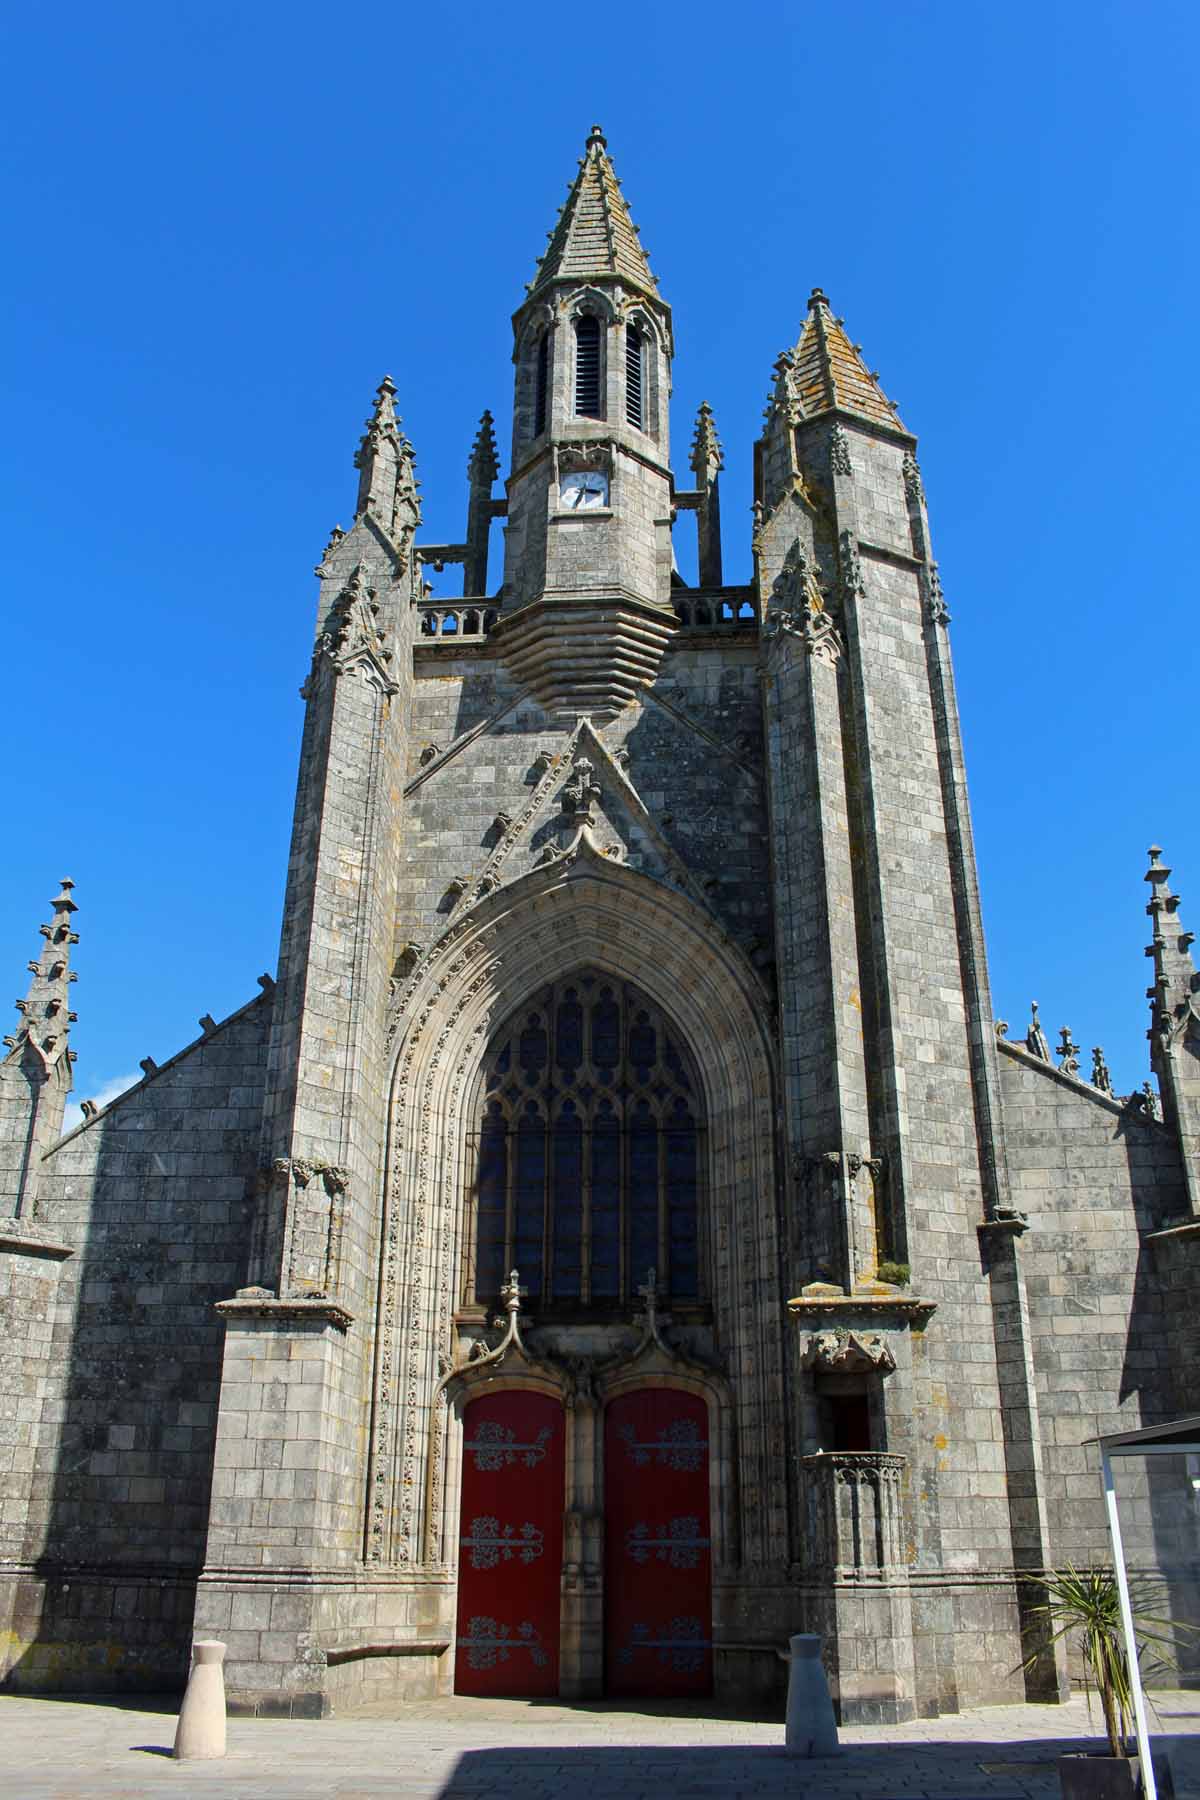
[[173, 1639, 227, 1760], [784, 1633, 839, 1758]]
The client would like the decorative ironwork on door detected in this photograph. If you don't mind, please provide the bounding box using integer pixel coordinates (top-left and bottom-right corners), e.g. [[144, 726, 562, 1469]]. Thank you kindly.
[[467, 972, 703, 1311], [455, 1391, 564, 1696], [604, 1389, 713, 1696]]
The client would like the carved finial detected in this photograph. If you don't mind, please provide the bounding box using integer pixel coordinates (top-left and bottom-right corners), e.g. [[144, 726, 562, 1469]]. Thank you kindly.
[[1127, 1080, 1161, 1121], [689, 401, 724, 481], [500, 1268, 526, 1314], [1025, 1001, 1052, 1062], [1057, 1026, 1081, 1078], [1145, 845, 1174, 910], [1091, 1046, 1114, 1095], [561, 754, 601, 824], [353, 375, 421, 546], [635, 1266, 661, 1335], [467, 410, 500, 488], [808, 286, 831, 311], [586, 123, 607, 151], [5, 878, 81, 1077]]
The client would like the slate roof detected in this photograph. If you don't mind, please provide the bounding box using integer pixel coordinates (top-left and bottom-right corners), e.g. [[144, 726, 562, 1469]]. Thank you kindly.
[[529, 126, 659, 299]]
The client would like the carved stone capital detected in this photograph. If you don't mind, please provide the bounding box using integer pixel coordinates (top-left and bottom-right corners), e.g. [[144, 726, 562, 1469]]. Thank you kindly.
[[799, 1329, 897, 1376]]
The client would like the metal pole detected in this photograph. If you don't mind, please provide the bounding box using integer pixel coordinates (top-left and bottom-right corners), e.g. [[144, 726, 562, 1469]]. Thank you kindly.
[[1101, 1448, 1156, 1800]]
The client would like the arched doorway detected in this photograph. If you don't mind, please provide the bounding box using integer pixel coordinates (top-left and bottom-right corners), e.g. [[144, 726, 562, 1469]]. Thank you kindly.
[[375, 849, 782, 1615]]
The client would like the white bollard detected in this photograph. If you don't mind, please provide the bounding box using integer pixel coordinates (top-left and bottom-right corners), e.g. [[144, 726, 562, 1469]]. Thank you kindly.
[[784, 1632, 839, 1757], [173, 1639, 228, 1760]]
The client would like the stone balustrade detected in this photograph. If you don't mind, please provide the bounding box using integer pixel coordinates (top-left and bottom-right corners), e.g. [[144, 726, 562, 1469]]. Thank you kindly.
[[800, 1451, 907, 1579], [672, 589, 759, 632], [417, 601, 498, 642]]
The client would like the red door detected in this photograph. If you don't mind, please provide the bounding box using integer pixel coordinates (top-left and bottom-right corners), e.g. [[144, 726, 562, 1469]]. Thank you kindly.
[[604, 1389, 713, 1696], [454, 1390, 564, 1695]]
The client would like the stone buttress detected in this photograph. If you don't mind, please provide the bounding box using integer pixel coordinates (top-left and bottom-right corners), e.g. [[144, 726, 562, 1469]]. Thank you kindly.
[[190, 379, 427, 1714]]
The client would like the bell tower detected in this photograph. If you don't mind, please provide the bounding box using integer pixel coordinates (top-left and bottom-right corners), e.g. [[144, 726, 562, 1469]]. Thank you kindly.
[[493, 126, 677, 716]]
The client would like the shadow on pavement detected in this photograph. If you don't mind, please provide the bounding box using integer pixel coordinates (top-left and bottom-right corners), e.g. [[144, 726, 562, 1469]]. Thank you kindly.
[[430, 1736, 1096, 1800]]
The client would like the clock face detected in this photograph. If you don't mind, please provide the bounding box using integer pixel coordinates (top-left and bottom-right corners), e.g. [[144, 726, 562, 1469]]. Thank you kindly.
[[560, 469, 609, 510]]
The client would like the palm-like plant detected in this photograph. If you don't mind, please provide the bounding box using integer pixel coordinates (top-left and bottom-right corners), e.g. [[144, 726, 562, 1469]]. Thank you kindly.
[[1020, 1565, 1183, 1760]]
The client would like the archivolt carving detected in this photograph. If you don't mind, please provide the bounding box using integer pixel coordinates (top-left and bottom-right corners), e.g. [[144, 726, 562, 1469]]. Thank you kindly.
[[366, 846, 781, 1572]]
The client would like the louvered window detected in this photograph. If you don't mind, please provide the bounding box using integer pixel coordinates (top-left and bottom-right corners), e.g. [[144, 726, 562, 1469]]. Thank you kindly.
[[574, 316, 603, 419], [625, 325, 645, 430], [533, 332, 550, 436], [468, 972, 702, 1311]]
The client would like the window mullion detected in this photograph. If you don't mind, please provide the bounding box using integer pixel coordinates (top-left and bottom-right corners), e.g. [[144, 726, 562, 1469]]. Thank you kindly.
[[581, 1118, 593, 1305], [657, 1105, 669, 1289], [503, 1115, 516, 1282]]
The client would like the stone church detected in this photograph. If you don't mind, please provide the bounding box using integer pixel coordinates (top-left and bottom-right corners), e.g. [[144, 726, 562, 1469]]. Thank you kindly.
[[2, 127, 1197, 1721]]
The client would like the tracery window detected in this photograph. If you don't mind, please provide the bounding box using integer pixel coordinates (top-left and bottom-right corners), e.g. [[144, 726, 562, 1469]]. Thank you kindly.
[[468, 972, 702, 1310]]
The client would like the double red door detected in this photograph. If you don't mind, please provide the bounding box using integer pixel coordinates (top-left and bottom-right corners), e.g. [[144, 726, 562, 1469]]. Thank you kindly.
[[454, 1390, 564, 1695], [454, 1386, 712, 1697], [603, 1389, 713, 1695]]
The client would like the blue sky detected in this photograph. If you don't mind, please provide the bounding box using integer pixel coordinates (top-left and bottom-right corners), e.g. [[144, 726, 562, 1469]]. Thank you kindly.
[[3, 0, 1197, 1115]]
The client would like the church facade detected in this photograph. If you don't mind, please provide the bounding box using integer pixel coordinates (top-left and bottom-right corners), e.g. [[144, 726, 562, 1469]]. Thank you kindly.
[[3, 128, 1198, 1721]]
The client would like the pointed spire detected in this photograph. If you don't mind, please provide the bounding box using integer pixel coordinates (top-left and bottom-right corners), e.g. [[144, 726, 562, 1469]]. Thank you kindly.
[[4, 880, 78, 1075], [465, 411, 500, 596], [775, 288, 907, 432], [354, 375, 421, 543], [1145, 845, 1200, 1050], [689, 400, 724, 484], [527, 125, 659, 301], [467, 410, 500, 489]]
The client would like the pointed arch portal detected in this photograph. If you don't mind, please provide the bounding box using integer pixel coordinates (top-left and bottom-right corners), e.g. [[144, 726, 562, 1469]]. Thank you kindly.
[[371, 848, 783, 1693]]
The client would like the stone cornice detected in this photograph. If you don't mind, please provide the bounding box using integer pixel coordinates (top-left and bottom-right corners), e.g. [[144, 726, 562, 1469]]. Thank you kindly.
[[215, 1291, 354, 1333], [795, 406, 917, 450], [996, 1033, 1169, 1128], [787, 1294, 937, 1327], [0, 1224, 74, 1260]]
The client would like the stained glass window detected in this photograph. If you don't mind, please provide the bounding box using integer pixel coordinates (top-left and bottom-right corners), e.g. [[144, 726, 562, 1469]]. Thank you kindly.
[[469, 973, 702, 1308]]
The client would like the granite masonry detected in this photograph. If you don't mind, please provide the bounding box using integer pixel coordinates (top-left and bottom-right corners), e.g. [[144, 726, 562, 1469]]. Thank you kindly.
[[3, 126, 1197, 1722]]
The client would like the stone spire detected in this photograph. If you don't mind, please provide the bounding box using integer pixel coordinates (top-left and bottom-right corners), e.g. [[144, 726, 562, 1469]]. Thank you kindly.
[[354, 375, 421, 549], [771, 288, 906, 432], [1145, 845, 1200, 1213], [467, 410, 500, 489], [527, 125, 659, 301], [1145, 846, 1197, 1032], [1, 880, 78, 1217], [690, 400, 723, 484], [688, 402, 724, 589], [465, 411, 501, 597], [4, 880, 78, 1077]]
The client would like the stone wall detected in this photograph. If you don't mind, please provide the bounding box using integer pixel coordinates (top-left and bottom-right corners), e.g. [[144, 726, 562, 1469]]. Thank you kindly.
[[399, 638, 769, 961], [0, 992, 269, 1691], [997, 1042, 1184, 1564]]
